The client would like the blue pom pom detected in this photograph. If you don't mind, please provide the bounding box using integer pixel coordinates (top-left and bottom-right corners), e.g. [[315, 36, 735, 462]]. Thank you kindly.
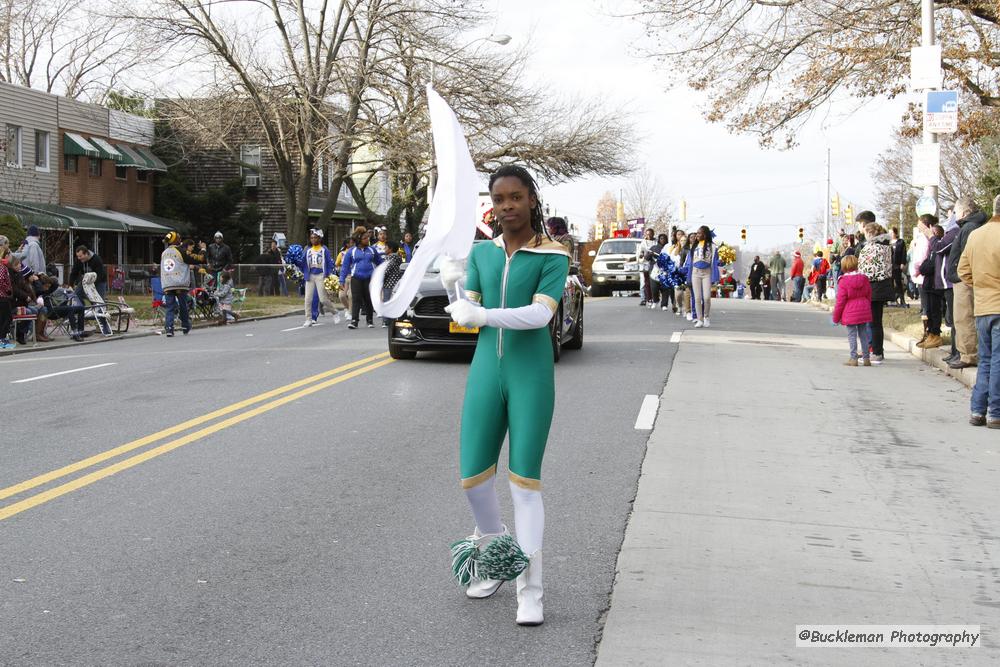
[[285, 244, 305, 265]]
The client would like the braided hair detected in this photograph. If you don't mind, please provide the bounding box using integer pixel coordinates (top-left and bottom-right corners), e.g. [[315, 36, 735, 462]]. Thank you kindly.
[[488, 165, 549, 244]]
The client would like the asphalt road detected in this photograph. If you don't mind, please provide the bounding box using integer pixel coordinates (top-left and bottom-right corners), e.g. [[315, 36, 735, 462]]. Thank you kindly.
[[0, 295, 689, 666]]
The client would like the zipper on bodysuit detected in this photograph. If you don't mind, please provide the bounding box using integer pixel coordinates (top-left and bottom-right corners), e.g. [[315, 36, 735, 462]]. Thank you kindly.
[[498, 250, 516, 359]]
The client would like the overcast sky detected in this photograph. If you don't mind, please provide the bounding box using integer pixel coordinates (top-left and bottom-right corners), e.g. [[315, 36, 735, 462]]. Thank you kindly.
[[492, 0, 910, 250]]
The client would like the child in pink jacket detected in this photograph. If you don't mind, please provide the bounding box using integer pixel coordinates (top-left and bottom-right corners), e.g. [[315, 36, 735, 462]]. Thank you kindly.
[[832, 255, 873, 366]]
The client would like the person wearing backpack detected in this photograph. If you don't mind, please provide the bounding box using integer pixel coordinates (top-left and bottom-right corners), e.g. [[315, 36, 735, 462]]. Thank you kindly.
[[339, 226, 383, 329], [856, 213, 895, 364], [160, 231, 195, 337]]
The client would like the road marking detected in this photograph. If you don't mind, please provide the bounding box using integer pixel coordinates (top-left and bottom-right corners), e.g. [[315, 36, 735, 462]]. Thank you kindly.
[[281, 322, 326, 332], [0, 357, 394, 522], [10, 363, 117, 384], [634, 394, 659, 430], [0, 352, 389, 502], [670, 332, 682, 343]]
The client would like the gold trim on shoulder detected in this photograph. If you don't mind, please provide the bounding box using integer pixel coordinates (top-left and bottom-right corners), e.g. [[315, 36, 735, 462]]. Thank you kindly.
[[461, 464, 497, 489], [533, 293, 559, 313], [509, 471, 542, 491], [466, 290, 482, 305], [522, 238, 571, 257]]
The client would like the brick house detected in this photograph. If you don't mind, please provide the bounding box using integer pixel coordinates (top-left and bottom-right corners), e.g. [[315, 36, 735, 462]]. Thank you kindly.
[[0, 81, 178, 278]]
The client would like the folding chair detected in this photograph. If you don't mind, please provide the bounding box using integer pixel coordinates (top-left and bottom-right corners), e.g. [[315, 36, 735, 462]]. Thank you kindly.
[[82, 272, 114, 336], [150, 277, 165, 324], [231, 288, 248, 316], [11, 311, 37, 346]]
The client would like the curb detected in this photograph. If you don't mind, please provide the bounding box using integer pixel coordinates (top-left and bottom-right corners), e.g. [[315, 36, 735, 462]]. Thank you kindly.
[[809, 301, 975, 389], [0, 310, 301, 358]]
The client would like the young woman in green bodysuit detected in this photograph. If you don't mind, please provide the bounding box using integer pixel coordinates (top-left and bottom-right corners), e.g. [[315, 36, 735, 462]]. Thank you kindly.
[[442, 165, 570, 626]]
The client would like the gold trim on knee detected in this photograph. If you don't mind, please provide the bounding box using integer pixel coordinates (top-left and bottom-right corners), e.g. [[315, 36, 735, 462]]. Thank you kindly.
[[461, 464, 497, 489], [509, 471, 541, 491]]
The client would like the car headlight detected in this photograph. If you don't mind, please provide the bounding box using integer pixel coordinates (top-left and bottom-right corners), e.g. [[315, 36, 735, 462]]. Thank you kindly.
[[596, 276, 606, 282], [395, 320, 415, 337]]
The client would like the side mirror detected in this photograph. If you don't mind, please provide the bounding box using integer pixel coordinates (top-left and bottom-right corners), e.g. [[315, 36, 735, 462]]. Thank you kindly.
[[588, 250, 597, 257], [568, 265, 580, 276]]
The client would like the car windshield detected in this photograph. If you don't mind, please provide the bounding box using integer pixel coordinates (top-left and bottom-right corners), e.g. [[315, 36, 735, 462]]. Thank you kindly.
[[598, 240, 640, 255]]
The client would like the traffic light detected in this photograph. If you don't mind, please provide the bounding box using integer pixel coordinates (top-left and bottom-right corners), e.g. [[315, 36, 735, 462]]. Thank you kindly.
[[798, 227, 804, 241], [845, 204, 854, 222], [740, 227, 747, 242], [831, 194, 840, 217]]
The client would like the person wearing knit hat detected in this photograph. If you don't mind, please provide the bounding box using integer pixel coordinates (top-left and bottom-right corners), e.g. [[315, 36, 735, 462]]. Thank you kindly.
[[790, 250, 805, 302], [14, 225, 45, 275]]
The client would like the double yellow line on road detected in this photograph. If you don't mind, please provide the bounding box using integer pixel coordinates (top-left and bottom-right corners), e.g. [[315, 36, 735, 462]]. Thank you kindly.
[[0, 352, 394, 522]]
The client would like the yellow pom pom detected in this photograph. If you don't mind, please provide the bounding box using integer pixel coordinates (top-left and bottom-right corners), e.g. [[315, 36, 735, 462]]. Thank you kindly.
[[323, 275, 340, 293]]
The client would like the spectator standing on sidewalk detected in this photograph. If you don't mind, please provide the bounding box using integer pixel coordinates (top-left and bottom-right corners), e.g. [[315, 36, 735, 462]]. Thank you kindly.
[[856, 214, 894, 365], [340, 226, 383, 329], [958, 194, 1000, 428], [935, 216, 960, 362], [914, 214, 945, 349], [14, 225, 45, 275], [207, 232, 233, 284], [748, 256, 766, 300], [160, 232, 194, 337], [808, 251, 830, 302], [790, 250, 805, 302], [832, 254, 873, 366], [768, 250, 786, 301], [890, 227, 908, 307], [946, 197, 987, 370]]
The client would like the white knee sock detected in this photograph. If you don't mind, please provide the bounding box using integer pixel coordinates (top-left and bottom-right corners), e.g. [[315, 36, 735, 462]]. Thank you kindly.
[[510, 482, 544, 555], [464, 476, 502, 535]]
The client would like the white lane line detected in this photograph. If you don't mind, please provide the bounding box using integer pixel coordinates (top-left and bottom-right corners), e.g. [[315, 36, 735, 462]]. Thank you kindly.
[[670, 331, 682, 343], [281, 323, 326, 332], [634, 394, 659, 430], [11, 362, 117, 384]]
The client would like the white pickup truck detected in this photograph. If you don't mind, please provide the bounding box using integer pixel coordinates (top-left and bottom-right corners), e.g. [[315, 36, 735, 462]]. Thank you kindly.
[[588, 237, 642, 297]]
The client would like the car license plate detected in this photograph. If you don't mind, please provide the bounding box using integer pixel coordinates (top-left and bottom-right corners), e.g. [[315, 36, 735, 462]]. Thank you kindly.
[[449, 322, 480, 334], [616, 275, 628, 281]]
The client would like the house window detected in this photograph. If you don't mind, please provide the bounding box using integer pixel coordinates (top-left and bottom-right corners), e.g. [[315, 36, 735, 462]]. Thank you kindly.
[[240, 144, 261, 186], [136, 169, 148, 183], [34, 130, 49, 170], [64, 155, 78, 173], [5, 125, 22, 167], [115, 165, 127, 180], [88, 157, 102, 177]]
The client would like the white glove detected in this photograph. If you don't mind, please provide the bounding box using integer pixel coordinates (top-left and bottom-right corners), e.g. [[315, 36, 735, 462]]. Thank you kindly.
[[439, 256, 466, 290], [445, 299, 487, 328]]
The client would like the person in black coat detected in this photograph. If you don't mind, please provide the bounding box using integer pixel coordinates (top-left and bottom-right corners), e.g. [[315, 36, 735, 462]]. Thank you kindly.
[[890, 227, 908, 306], [67, 245, 107, 302], [855, 214, 895, 364], [748, 256, 766, 300]]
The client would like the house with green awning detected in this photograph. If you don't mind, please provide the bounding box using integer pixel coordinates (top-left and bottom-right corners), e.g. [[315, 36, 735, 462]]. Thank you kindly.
[[0, 80, 180, 277]]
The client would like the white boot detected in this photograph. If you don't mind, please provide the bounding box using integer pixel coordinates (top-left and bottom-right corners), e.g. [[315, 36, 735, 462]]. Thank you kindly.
[[465, 526, 506, 599], [515, 551, 543, 626]]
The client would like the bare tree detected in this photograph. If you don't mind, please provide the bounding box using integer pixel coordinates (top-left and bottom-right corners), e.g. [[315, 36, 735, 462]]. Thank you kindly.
[[591, 191, 617, 240], [626, 1, 1000, 147], [343, 9, 636, 234], [0, 0, 150, 101], [624, 168, 673, 233]]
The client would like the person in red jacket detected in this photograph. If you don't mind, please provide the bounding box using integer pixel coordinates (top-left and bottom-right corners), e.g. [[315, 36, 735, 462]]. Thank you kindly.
[[832, 255, 873, 366], [808, 251, 831, 301], [790, 251, 805, 302]]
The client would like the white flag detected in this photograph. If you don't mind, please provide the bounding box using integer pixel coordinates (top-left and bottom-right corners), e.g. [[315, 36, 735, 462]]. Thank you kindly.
[[371, 85, 479, 318]]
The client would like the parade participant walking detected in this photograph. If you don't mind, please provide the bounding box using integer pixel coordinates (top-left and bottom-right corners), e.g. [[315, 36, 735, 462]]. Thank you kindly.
[[832, 255, 872, 366], [339, 226, 383, 329], [670, 230, 689, 317], [768, 250, 786, 301], [686, 225, 719, 328], [297, 229, 339, 328], [856, 214, 895, 364], [638, 228, 656, 306], [790, 250, 805, 302], [958, 194, 1000, 427], [380, 240, 404, 328], [648, 233, 675, 311], [748, 256, 766, 300], [443, 165, 570, 626], [160, 232, 194, 337], [402, 231, 416, 262], [947, 197, 988, 369]]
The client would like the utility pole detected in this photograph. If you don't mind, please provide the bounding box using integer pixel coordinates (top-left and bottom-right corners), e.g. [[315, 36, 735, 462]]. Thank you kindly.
[[921, 0, 939, 209]]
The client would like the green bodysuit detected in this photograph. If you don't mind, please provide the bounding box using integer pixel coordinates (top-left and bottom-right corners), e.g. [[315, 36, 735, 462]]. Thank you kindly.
[[460, 236, 570, 491]]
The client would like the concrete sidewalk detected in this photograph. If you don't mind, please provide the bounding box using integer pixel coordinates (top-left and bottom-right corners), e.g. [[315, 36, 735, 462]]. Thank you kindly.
[[596, 300, 999, 666]]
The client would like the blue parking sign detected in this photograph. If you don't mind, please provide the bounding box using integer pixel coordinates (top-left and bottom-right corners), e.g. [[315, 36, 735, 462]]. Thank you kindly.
[[925, 90, 958, 133]]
